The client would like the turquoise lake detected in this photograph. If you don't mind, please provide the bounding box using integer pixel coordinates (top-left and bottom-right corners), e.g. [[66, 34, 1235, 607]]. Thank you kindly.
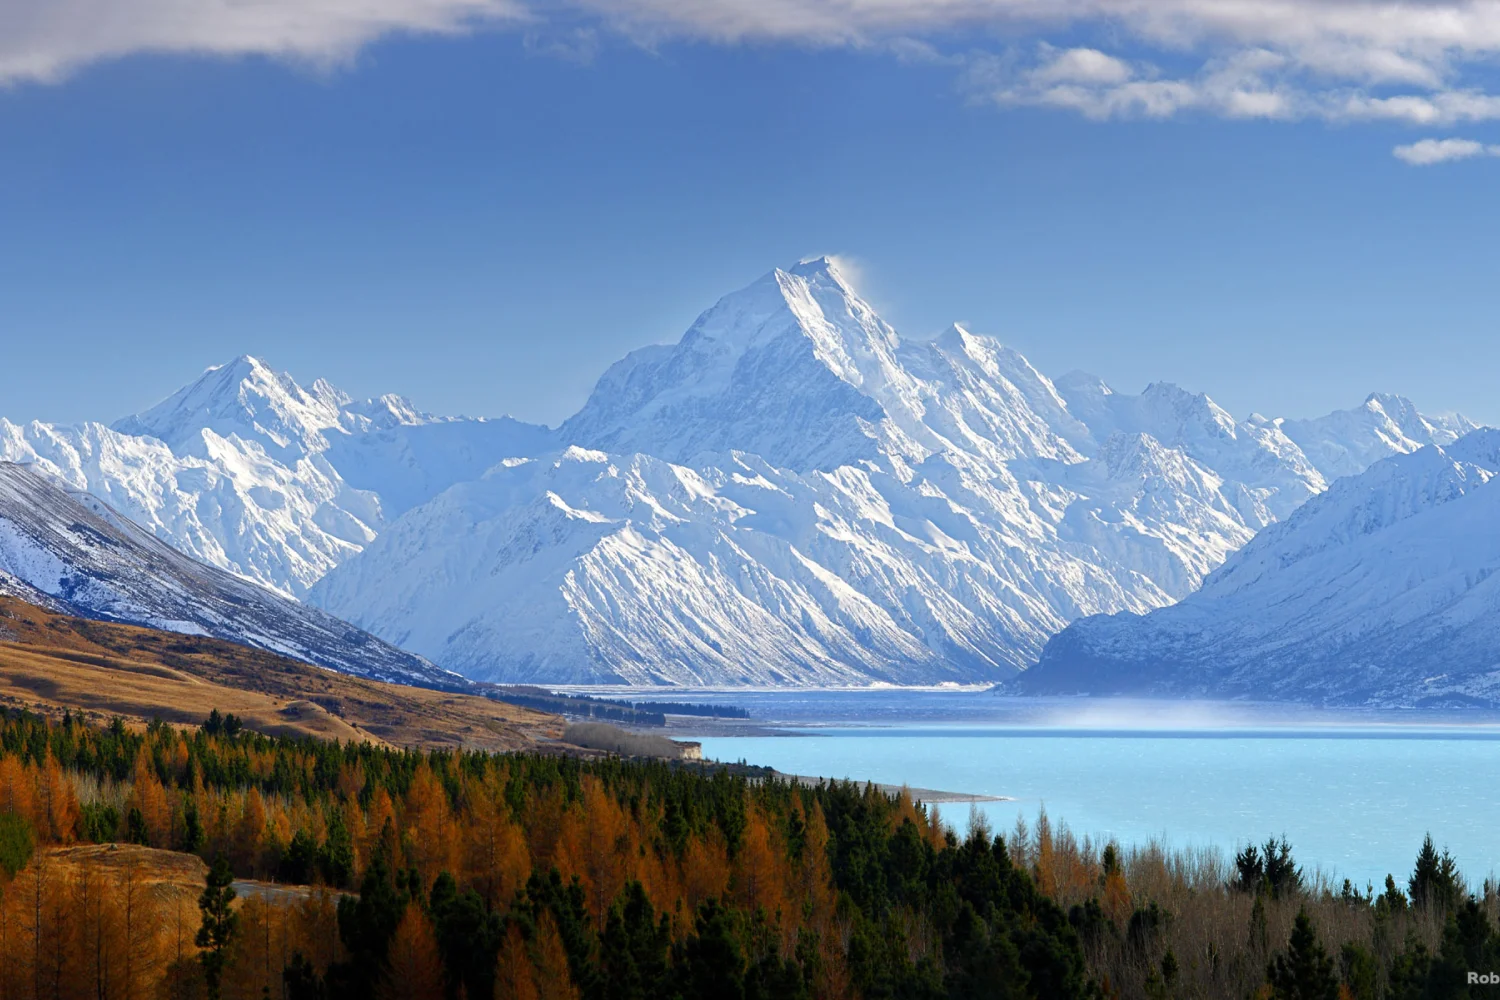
[[661, 690, 1500, 890]]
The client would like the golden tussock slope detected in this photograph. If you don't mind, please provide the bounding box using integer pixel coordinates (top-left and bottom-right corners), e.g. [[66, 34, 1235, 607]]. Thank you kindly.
[[0, 597, 561, 750]]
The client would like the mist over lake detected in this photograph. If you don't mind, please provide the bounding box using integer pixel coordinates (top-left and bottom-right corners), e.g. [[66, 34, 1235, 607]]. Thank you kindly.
[[654, 690, 1500, 890]]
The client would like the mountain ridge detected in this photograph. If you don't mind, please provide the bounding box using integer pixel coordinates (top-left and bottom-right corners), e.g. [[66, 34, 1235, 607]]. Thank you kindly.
[[1021, 428, 1500, 706]]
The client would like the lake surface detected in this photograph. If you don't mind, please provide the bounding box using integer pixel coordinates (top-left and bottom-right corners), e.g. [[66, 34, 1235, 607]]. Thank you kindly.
[[652, 689, 1500, 890]]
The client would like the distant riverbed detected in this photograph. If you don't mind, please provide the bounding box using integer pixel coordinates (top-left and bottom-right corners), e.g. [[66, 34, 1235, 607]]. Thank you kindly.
[[626, 689, 1500, 890]]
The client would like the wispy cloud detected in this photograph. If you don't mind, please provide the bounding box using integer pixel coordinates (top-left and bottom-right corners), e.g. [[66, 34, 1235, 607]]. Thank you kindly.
[[8, 0, 1500, 137], [1392, 137, 1500, 164]]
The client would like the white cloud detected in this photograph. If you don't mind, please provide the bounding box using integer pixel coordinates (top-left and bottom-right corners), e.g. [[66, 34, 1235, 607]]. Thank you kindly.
[[1032, 47, 1134, 86], [0, 0, 527, 84], [1392, 137, 1500, 164], [8, 0, 1500, 136], [575, 0, 1500, 126]]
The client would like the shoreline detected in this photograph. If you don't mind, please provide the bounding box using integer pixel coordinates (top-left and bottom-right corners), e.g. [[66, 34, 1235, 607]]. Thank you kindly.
[[774, 770, 1011, 804]]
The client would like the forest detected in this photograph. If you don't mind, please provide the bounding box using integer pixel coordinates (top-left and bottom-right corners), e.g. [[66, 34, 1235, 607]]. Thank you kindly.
[[0, 706, 1494, 1000]]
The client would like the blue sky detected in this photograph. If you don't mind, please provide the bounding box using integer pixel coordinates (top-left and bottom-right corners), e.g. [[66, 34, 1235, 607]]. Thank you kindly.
[[2, 3, 1499, 428]]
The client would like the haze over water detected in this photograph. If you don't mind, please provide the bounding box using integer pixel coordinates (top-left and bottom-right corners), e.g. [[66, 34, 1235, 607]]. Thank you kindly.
[[658, 690, 1500, 891]]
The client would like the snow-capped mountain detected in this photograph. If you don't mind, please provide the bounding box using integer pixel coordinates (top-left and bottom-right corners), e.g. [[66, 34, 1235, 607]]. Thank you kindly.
[[0, 356, 548, 597], [308, 258, 1472, 685], [3, 258, 1477, 687], [1022, 428, 1500, 706], [0, 462, 459, 688], [1279, 392, 1478, 481]]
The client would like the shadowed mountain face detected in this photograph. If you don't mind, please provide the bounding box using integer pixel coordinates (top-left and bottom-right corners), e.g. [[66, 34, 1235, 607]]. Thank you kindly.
[[0, 260, 1479, 687], [1023, 429, 1500, 707], [0, 461, 460, 689]]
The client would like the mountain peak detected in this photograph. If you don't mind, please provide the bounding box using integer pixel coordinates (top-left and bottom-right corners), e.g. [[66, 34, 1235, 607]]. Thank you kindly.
[[559, 260, 909, 471], [1363, 391, 1420, 419], [114, 355, 347, 460], [787, 254, 846, 281]]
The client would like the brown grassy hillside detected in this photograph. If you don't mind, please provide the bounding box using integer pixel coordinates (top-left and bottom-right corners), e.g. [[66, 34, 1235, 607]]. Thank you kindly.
[[0, 596, 561, 750]]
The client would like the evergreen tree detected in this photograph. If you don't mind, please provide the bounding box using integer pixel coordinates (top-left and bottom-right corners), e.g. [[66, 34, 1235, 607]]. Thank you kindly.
[[1377, 874, 1409, 915], [196, 853, 240, 1000], [0, 812, 34, 878], [1409, 835, 1463, 912], [319, 813, 355, 888], [677, 899, 747, 1000], [181, 801, 205, 853], [279, 829, 319, 885], [1101, 843, 1122, 880], [1249, 893, 1270, 956], [283, 953, 327, 1000], [599, 881, 673, 1000], [1339, 943, 1378, 1000], [429, 871, 503, 1000], [1267, 909, 1338, 1000], [1234, 843, 1263, 893], [327, 854, 410, 993], [1385, 937, 1433, 1000], [1262, 837, 1304, 899]]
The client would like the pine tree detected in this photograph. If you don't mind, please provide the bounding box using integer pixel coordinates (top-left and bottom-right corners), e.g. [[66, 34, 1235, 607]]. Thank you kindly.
[[197, 853, 240, 1000], [1234, 843, 1263, 893], [1262, 837, 1303, 899], [283, 952, 327, 1000], [1409, 835, 1462, 912], [1267, 908, 1338, 1000]]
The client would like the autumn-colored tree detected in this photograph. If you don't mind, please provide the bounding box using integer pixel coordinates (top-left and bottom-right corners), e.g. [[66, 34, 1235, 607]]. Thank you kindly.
[[290, 889, 345, 978], [465, 790, 531, 911], [735, 806, 787, 924], [39, 754, 79, 844], [532, 913, 581, 1000], [33, 854, 74, 1000], [681, 830, 731, 916], [118, 859, 163, 1000], [0, 757, 35, 827], [524, 787, 567, 873], [560, 778, 629, 926], [403, 763, 458, 885], [1101, 844, 1132, 925], [494, 922, 540, 1000], [232, 790, 268, 876], [72, 858, 117, 999], [129, 753, 173, 848], [376, 905, 445, 1000], [363, 788, 399, 870], [222, 895, 287, 1000], [0, 862, 27, 1000]]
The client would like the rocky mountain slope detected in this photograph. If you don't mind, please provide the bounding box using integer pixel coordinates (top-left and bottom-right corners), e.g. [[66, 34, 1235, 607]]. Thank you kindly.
[[0, 461, 460, 688], [1022, 429, 1500, 706]]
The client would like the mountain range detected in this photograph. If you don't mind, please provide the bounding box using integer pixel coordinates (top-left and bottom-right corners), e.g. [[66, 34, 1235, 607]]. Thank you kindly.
[[1024, 428, 1500, 706], [0, 257, 1480, 690]]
